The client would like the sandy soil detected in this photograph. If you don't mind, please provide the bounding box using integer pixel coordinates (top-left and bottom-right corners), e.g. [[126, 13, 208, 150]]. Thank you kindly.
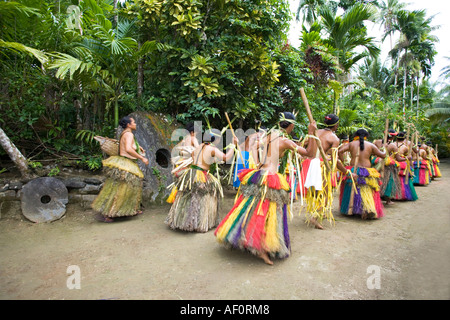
[[0, 161, 449, 301]]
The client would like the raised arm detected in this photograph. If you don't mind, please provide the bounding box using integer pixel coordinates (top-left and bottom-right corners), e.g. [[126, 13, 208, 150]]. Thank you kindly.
[[211, 136, 239, 162], [295, 121, 317, 157]]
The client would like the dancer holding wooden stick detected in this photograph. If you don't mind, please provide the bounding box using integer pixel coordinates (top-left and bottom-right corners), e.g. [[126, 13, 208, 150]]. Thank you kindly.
[[215, 111, 318, 265], [166, 128, 238, 232], [299, 89, 348, 229]]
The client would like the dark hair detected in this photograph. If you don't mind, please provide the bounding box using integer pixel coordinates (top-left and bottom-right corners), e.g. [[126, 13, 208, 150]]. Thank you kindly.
[[204, 128, 221, 143], [324, 114, 339, 127], [340, 133, 349, 140], [119, 116, 133, 129], [396, 131, 406, 140], [279, 112, 295, 129], [355, 128, 369, 151], [185, 122, 195, 133]]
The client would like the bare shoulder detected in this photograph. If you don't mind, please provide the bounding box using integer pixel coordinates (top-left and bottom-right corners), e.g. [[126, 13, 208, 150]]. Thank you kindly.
[[120, 131, 134, 140]]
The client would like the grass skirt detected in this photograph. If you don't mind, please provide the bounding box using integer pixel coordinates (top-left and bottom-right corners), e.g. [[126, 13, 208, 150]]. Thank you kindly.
[[432, 157, 441, 178], [215, 168, 291, 259], [380, 157, 401, 199], [91, 156, 144, 218], [394, 161, 418, 201], [302, 158, 338, 225], [166, 165, 222, 232], [339, 166, 384, 219], [413, 160, 430, 186]]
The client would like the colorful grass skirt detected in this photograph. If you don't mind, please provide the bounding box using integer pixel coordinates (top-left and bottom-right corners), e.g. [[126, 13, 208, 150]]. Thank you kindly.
[[215, 168, 291, 259], [431, 157, 442, 178], [339, 166, 384, 219], [394, 161, 418, 201], [413, 160, 431, 186], [380, 157, 401, 199]]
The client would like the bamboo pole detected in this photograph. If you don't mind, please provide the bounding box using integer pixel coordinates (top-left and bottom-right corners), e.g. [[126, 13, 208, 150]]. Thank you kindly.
[[299, 88, 331, 172], [405, 127, 412, 181], [224, 112, 245, 165]]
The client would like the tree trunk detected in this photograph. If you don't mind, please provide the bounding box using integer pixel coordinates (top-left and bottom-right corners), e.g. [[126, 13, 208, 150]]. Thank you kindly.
[[137, 42, 144, 107], [74, 98, 83, 131], [402, 51, 407, 115], [0, 125, 34, 179], [410, 76, 414, 109], [394, 54, 400, 88], [113, 0, 118, 28], [416, 75, 420, 117]]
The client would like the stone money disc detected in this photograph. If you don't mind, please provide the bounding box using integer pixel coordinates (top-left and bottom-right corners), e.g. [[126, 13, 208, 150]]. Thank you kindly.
[[21, 177, 69, 223]]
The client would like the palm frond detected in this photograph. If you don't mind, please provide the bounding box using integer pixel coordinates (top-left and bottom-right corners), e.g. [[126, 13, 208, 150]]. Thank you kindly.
[[0, 39, 48, 65]]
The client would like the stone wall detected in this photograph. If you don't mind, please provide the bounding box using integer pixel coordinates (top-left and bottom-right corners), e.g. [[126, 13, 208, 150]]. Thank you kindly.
[[0, 174, 104, 222]]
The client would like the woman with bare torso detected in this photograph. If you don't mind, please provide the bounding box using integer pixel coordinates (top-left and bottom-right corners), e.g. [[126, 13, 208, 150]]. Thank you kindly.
[[393, 132, 418, 201], [215, 112, 318, 265], [338, 128, 386, 220], [92, 116, 149, 223], [166, 129, 238, 232]]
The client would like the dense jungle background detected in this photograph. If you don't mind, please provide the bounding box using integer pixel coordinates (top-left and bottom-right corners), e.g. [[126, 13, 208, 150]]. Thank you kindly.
[[1, 0, 449, 177]]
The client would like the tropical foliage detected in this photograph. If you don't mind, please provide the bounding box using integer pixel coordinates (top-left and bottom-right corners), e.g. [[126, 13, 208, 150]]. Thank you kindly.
[[0, 0, 449, 175]]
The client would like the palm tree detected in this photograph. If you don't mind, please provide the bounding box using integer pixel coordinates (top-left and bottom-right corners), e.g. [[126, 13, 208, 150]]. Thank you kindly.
[[295, 0, 334, 26], [0, 1, 50, 178], [319, 2, 380, 79], [47, 4, 157, 128], [387, 9, 438, 114], [439, 56, 450, 81], [425, 85, 450, 127], [377, 0, 408, 51], [357, 56, 395, 98]]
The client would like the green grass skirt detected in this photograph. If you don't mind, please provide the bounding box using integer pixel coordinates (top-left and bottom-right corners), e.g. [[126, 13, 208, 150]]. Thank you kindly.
[[91, 156, 144, 218]]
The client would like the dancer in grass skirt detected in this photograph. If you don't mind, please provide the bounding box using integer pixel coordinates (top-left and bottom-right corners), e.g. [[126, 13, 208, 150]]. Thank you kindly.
[[338, 129, 386, 219], [166, 130, 238, 232], [92, 116, 149, 223], [414, 144, 431, 186], [379, 129, 402, 205], [393, 132, 418, 201], [426, 143, 442, 179], [215, 112, 318, 265]]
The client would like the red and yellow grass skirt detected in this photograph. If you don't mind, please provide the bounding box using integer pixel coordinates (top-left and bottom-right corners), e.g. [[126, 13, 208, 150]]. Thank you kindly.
[[215, 168, 292, 259]]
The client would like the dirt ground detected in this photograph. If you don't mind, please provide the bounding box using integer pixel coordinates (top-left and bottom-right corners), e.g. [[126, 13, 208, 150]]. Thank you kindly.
[[0, 161, 449, 301]]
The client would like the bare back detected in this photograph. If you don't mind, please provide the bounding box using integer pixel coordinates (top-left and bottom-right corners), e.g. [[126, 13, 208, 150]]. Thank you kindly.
[[258, 131, 302, 173], [316, 129, 340, 155], [342, 140, 386, 168]]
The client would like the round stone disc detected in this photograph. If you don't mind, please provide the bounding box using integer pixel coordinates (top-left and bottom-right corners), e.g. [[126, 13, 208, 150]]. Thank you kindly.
[[21, 177, 68, 223]]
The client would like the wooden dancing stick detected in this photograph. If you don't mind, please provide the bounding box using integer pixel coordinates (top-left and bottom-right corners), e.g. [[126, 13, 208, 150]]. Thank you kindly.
[[348, 150, 360, 215], [415, 130, 419, 149], [381, 118, 389, 179], [299, 88, 331, 172], [224, 112, 245, 165]]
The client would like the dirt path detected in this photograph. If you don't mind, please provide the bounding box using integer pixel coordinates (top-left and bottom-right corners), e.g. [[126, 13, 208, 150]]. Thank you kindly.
[[1, 161, 449, 300]]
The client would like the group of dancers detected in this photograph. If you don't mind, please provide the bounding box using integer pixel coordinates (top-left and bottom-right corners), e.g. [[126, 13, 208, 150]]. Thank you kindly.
[[91, 113, 442, 265]]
